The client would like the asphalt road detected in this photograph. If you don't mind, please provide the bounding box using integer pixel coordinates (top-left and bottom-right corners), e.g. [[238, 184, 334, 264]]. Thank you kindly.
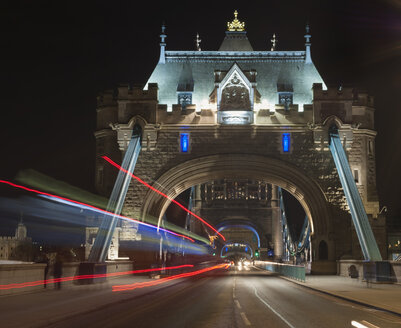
[[46, 265, 401, 328]]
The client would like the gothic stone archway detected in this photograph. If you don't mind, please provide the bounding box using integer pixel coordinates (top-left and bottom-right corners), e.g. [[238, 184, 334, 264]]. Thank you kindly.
[[137, 153, 333, 261]]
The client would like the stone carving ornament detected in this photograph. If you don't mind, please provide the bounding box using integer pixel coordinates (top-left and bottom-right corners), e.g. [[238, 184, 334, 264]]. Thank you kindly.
[[220, 73, 251, 111]]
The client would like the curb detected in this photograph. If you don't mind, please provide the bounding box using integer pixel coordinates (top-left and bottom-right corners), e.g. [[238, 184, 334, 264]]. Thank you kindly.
[[279, 275, 401, 318]]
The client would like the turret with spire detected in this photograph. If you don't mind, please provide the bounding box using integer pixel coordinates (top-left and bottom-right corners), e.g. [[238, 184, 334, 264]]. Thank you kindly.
[[304, 23, 312, 63], [159, 23, 167, 64], [15, 212, 27, 241]]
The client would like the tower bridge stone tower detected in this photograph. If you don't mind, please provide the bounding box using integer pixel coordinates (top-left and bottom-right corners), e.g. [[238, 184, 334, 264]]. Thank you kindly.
[[95, 12, 386, 273]]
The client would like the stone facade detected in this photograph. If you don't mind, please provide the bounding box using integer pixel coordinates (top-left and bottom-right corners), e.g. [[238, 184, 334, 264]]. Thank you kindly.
[[94, 84, 386, 264], [93, 19, 386, 272], [0, 222, 31, 260]]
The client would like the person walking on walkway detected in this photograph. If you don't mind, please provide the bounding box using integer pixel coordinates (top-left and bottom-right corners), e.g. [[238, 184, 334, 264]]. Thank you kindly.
[[53, 254, 63, 290], [43, 255, 49, 288]]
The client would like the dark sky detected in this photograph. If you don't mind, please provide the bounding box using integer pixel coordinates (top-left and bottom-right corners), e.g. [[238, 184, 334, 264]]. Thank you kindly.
[[1, 0, 400, 221]]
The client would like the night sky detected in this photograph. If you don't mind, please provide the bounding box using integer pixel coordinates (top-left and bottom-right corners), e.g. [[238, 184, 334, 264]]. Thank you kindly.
[[1, 0, 400, 230]]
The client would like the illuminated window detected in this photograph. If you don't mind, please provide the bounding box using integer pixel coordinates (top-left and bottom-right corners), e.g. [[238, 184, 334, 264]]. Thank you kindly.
[[282, 133, 290, 152], [180, 133, 189, 153]]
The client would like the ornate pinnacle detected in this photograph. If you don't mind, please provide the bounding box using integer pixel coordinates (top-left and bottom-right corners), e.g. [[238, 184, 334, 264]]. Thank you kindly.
[[160, 23, 167, 44], [195, 33, 201, 51], [304, 23, 311, 44], [227, 10, 245, 31], [270, 33, 277, 51]]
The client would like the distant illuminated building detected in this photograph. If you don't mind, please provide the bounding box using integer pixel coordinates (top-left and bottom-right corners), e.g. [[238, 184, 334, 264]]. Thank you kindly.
[[0, 219, 32, 260]]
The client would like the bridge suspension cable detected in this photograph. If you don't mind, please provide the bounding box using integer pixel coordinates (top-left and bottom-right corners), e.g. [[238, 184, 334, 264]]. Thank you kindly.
[[88, 126, 142, 262], [329, 127, 382, 261]]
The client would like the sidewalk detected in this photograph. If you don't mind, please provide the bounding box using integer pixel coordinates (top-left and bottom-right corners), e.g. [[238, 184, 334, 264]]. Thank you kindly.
[[284, 275, 401, 317], [0, 274, 182, 328]]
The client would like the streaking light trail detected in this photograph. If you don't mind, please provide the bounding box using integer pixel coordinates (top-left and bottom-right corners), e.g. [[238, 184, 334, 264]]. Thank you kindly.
[[102, 156, 226, 241], [113, 263, 230, 292], [0, 180, 195, 242], [0, 264, 194, 290]]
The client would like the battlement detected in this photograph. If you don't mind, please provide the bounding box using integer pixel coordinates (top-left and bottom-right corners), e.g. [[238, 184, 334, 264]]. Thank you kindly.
[[353, 90, 374, 107], [0, 236, 14, 240], [97, 89, 116, 108], [313, 83, 353, 100], [118, 83, 158, 101]]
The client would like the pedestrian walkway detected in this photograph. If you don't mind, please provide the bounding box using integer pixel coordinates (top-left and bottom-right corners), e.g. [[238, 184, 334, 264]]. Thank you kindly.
[[284, 275, 401, 317]]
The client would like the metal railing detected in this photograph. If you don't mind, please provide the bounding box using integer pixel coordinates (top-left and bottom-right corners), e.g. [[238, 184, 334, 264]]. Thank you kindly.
[[255, 260, 305, 282]]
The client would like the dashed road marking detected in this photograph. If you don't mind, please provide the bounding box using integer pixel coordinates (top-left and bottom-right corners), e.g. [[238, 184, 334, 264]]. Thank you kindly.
[[240, 312, 251, 326], [234, 299, 242, 309]]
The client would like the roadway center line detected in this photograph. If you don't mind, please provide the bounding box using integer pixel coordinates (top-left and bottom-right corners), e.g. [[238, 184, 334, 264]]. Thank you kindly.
[[361, 320, 380, 328], [234, 299, 242, 309], [253, 286, 295, 328], [240, 312, 251, 326]]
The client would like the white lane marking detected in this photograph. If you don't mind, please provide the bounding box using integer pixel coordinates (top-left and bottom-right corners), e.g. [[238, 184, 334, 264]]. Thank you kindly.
[[361, 320, 380, 328], [234, 299, 242, 309], [352, 321, 380, 328], [253, 286, 295, 328], [240, 312, 251, 326]]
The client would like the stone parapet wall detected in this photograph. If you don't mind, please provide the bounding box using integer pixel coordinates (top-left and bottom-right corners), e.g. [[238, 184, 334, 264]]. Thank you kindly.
[[337, 260, 401, 283], [0, 261, 134, 296], [0, 263, 47, 295]]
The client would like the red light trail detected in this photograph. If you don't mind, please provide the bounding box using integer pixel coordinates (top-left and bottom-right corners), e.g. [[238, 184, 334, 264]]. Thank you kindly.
[[0, 264, 194, 290], [0, 180, 194, 242], [113, 263, 230, 292], [102, 156, 226, 241]]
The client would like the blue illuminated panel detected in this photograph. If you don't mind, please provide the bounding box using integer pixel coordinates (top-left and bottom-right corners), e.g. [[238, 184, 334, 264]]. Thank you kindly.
[[282, 133, 290, 152], [180, 133, 189, 152]]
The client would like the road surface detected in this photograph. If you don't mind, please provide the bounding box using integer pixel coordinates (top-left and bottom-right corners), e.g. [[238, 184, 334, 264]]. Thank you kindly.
[[45, 265, 401, 328]]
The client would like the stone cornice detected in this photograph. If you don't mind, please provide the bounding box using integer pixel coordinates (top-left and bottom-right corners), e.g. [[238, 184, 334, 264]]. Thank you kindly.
[[165, 50, 305, 62], [94, 129, 114, 138], [352, 129, 377, 137], [157, 124, 313, 132]]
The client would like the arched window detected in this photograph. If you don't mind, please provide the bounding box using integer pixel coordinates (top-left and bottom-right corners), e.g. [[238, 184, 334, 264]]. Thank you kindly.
[[318, 240, 328, 260]]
